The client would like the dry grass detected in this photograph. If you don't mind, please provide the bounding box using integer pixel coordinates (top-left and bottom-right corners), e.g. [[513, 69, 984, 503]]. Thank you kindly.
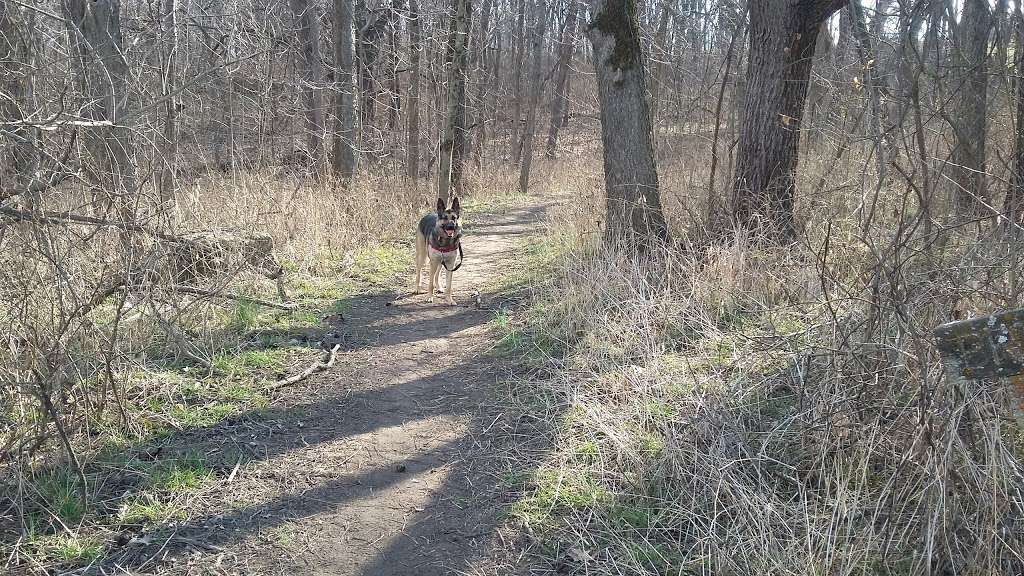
[[496, 144, 1024, 574], [0, 162, 523, 571]]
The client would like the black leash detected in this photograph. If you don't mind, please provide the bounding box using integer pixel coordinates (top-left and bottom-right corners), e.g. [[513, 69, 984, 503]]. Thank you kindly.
[[442, 244, 464, 272]]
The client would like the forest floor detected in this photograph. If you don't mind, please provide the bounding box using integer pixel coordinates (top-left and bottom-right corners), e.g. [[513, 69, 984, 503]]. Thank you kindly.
[[75, 194, 557, 575]]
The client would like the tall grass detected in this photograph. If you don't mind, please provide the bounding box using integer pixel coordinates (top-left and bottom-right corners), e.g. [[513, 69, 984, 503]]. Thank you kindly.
[[502, 151, 1024, 574]]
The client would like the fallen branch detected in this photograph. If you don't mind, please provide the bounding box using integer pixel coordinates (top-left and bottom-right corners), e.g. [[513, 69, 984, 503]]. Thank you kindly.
[[169, 285, 297, 310], [270, 344, 342, 390]]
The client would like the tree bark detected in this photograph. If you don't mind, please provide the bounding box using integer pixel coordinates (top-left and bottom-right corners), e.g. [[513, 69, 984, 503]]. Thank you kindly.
[[466, 0, 495, 165], [333, 0, 358, 182], [64, 0, 138, 209], [290, 0, 326, 174], [406, 0, 423, 179], [731, 0, 847, 239], [948, 0, 992, 215], [159, 0, 179, 202], [545, 0, 579, 158], [649, 0, 671, 121], [518, 0, 547, 193], [510, 0, 527, 160], [438, 0, 472, 199], [586, 0, 668, 241], [0, 0, 37, 189], [1005, 5, 1024, 226], [848, 0, 892, 182]]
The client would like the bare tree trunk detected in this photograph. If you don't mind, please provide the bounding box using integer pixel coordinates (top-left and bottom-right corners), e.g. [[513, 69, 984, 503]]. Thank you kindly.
[[290, 0, 326, 173], [848, 0, 891, 182], [438, 0, 472, 199], [0, 0, 36, 189], [510, 0, 527, 160], [466, 0, 494, 165], [948, 0, 992, 215], [649, 0, 671, 121], [1005, 5, 1024, 226], [586, 0, 668, 241], [518, 0, 547, 193], [64, 0, 139, 214], [545, 0, 579, 158], [386, 0, 402, 133], [406, 0, 423, 179], [333, 0, 358, 182], [159, 0, 178, 202], [731, 0, 847, 239]]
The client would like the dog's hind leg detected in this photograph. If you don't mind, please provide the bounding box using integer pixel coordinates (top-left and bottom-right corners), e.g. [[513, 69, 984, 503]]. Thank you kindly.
[[413, 232, 426, 294]]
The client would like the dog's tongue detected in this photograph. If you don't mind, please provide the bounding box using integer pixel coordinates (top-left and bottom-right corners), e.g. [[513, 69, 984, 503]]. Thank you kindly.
[[446, 230, 454, 237]]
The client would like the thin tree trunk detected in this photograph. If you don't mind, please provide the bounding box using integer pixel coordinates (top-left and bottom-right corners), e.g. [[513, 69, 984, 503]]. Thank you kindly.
[[64, 0, 139, 216], [586, 0, 668, 241], [438, 0, 472, 199], [159, 0, 178, 203], [848, 0, 891, 183], [510, 0, 527, 160], [518, 0, 547, 193], [333, 0, 358, 182], [406, 0, 423, 179], [466, 0, 494, 165], [545, 0, 579, 158], [948, 0, 992, 215], [1005, 5, 1024, 226], [649, 0, 671, 121], [731, 0, 847, 239], [290, 0, 326, 174], [0, 0, 36, 189]]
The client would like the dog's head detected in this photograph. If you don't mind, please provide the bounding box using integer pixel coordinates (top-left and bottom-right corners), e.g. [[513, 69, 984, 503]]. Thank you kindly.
[[435, 197, 462, 240]]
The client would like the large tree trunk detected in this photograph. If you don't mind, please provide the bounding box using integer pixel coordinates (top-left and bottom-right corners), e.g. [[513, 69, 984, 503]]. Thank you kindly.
[[290, 0, 326, 174], [545, 0, 579, 158], [333, 0, 358, 182], [0, 0, 37, 190], [406, 0, 423, 179], [731, 0, 847, 239], [948, 0, 992, 215], [438, 0, 472, 199], [517, 0, 547, 194], [64, 0, 138, 211], [586, 0, 668, 242]]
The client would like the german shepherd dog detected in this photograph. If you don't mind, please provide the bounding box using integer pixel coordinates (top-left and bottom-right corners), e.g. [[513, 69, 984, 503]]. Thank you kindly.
[[414, 197, 463, 304]]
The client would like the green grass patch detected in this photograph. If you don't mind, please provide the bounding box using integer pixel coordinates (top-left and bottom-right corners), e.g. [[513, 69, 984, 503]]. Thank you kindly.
[[33, 470, 85, 526], [509, 467, 608, 531], [347, 244, 410, 287], [148, 455, 211, 492], [117, 494, 184, 526], [27, 533, 105, 564]]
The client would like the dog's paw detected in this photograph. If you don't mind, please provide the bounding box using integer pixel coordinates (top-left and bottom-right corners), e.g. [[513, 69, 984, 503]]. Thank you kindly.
[[446, 297, 456, 306]]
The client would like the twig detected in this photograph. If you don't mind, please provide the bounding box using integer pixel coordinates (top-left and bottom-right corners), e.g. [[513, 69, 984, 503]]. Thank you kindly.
[[270, 344, 342, 390], [170, 285, 297, 310]]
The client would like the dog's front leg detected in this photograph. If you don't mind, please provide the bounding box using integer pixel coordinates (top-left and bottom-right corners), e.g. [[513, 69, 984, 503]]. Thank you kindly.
[[428, 259, 440, 303], [444, 265, 455, 305]]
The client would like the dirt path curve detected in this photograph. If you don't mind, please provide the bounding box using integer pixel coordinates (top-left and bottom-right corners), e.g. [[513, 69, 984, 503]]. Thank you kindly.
[[136, 198, 549, 576]]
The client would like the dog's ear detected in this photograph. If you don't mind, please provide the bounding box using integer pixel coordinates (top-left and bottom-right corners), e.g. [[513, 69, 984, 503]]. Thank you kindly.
[[451, 197, 461, 217], [436, 197, 446, 216]]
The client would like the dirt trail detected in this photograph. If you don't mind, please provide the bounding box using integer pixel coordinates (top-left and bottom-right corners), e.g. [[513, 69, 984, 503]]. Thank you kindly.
[[123, 199, 549, 575]]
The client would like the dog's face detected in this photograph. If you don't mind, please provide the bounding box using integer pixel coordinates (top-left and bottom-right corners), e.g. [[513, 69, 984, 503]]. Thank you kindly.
[[435, 197, 462, 241]]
